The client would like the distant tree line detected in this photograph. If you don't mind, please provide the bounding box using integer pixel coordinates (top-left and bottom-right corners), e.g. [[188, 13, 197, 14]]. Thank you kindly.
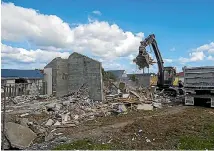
[[102, 68, 116, 81]]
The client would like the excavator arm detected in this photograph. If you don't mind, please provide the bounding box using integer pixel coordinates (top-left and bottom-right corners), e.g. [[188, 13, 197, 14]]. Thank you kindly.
[[135, 34, 164, 86]]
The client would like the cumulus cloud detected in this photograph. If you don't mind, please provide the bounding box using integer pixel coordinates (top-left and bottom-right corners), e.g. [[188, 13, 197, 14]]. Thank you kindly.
[[179, 51, 205, 63], [1, 3, 74, 48], [1, 2, 144, 59], [163, 58, 173, 63], [207, 55, 214, 61], [195, 42, 214, 53], [178, 42, 214, 64], [92, 10, 102, 16], [1, 44, 70, 63]]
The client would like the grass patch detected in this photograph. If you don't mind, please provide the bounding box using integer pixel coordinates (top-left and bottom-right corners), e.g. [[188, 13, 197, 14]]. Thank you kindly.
[[178, 136, 214, 150], [178, 123, 214, 150], [53, 139, 112, 150]]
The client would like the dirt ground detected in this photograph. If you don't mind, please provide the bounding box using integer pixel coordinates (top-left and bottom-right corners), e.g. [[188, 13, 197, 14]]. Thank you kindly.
[[51, 105, 214, 150]]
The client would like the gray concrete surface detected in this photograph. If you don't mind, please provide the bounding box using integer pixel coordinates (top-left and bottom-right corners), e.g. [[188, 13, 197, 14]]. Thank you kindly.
[[45, 57, 68, 96], [5, 122, 37, 149], [127, 73, 151, 88], [68, 52, 104, 101]]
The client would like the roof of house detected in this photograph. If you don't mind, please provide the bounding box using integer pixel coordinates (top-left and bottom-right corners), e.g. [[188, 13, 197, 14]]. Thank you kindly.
[[1, 69, 44, 79], [177, 72, 184, 77], [107, 70, 125, 78]]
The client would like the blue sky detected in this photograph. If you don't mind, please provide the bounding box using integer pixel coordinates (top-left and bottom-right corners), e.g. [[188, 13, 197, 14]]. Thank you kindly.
[[1, 0, 214, 73]]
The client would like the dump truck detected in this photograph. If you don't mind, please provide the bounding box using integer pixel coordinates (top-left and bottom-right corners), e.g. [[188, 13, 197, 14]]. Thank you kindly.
[[184, 66, 214, 107]]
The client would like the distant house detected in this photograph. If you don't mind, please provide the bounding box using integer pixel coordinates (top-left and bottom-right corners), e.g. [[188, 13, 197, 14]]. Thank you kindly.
[[1, 69, 44, 86], [177, 72, 184, 82]]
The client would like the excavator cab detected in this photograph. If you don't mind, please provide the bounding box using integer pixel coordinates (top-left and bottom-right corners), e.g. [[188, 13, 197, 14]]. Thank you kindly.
[[156, 67, 176, 88], [163, 67, 176, 86]]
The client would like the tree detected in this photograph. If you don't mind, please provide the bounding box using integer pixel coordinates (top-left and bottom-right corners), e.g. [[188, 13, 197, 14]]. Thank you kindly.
[[130, 74, 137, 82], [102, 68, 116, 81]]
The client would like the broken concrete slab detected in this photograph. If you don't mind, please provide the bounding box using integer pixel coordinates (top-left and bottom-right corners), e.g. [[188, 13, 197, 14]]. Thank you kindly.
[[61, 113, 71, 124], [5, 122, 37, 149], [122, 94, 130, 99], [54, 121, 61, 126], [137, 104, 153, 110], [45, 119, 54, 126], [20, 113, 29, 117]]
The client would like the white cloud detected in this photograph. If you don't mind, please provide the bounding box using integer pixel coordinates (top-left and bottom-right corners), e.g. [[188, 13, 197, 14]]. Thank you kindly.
[[1, 44, 70, 63], [179, 51, 205, 63], [1, 2, 144, 59], [189, 51, 205, 61], [178, 42, 214, 65], [208, 49, 214, 54], [164, 58, 173, 63], [195, 42, 214, 52], [102, 60, 124, 70], [92, 10, 102, 16], [207, 55, 214, 61], [1, 3, 74, 49]]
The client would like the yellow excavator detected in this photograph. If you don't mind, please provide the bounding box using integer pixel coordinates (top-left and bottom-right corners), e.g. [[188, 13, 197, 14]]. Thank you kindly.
[[134, 34, 183, 96]]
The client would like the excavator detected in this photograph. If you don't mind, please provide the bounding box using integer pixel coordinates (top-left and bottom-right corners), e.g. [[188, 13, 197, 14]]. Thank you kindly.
[[134, 34, 183, 96]]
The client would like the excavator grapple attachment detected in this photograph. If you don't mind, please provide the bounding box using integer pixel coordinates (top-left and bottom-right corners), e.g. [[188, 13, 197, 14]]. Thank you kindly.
[[134, 46, 150, 69]]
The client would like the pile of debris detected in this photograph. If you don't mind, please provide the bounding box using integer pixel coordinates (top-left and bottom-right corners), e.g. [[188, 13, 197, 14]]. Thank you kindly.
[[105, 81, 177, 111], [2, 84, 113, 149], [2, 82, 180, 149]]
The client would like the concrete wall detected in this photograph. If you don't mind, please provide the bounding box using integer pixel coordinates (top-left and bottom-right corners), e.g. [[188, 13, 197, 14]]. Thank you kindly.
[[45, 57, 68, 97], [44, 68, 53, 95], [56, 59, 68, 97], [68, 52, 104, 101], [136, 74, 151, 88], [45, 58, 57, 94], [127, 74, 151, 88]]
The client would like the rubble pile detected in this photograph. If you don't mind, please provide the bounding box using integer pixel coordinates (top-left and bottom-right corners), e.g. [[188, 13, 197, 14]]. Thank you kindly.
[[105, 82, 178, 111], [1, 82, 182, 150]]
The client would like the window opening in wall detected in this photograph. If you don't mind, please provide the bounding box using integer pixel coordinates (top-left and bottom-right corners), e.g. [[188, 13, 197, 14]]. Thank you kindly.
[[15, 78, 28, 83], [15, 78, 28, 94]]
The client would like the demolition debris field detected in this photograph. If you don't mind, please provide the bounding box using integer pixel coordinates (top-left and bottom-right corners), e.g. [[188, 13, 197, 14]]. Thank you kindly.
[[2, 83, 214, 150], [53, 106, 214, 150], [4, 103, 214, 150]]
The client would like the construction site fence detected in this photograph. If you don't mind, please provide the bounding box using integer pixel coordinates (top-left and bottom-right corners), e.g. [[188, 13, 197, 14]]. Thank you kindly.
[[1, 82, 48, 99]]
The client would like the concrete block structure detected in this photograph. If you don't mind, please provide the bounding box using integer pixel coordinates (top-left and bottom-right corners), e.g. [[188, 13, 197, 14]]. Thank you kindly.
[[44, 52, 104, 101], [44, 57, 68, 97], [127, 73, 154, 87], [68, 52, 104, 101]]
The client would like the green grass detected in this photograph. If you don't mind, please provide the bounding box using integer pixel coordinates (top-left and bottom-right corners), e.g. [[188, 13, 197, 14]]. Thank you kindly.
[[53, 139, 112, 150], [178, 124, 214, 150], [178, 136, 214, 150]]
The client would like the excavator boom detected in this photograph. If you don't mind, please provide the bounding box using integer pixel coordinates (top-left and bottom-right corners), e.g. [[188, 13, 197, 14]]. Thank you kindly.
[[135, 34, 165, 86]]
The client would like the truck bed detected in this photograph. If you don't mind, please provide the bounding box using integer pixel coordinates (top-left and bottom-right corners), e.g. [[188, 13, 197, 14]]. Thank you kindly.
[[184, 66, 214, 90]]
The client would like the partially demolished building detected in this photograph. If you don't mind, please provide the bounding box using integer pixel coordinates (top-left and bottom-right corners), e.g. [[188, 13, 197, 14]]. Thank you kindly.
[[44, 52, 104, 101]]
